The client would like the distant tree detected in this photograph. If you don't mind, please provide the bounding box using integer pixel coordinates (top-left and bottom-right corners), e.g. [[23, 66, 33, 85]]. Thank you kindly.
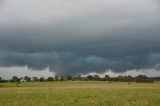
[[24, 76, 31, 82], [87, 75, 93, 80], [60, 76, 64, 81], [105, 75, 110, 81], [11, 76, 21, 87], [44, 79, 47, 82], [66, 75, 72, 80], [117, 75, 123, 81], [11, 76, 19, 82], [39, 77, 45, 82], [55, 75, 59, 81], [93, 75, 100, 80], [72, 75, 82, 81], [0, 77, 1, 81], [47, 77, 54, 81], [126, 75, 134, 82], [77, 75, 82, 80], [135, 75, 153, 83], [32, 77, 39, 82]]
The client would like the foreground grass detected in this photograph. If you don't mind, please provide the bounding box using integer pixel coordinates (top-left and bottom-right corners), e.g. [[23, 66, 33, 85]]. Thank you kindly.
[[0, 81, 160, 106]]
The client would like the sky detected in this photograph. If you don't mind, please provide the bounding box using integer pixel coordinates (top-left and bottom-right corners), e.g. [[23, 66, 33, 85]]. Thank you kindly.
[[0, 0, 160, 79]]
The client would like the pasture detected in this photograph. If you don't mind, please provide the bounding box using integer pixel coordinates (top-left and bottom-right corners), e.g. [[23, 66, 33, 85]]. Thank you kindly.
[[0, 81, 160, 106]]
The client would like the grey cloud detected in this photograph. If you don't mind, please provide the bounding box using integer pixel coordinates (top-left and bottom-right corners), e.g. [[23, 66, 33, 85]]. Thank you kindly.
[[0, 51, 159, 76], [0, 0, 160, 75]]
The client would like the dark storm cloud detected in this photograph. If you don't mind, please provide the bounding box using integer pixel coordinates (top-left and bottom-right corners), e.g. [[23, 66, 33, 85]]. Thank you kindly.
[[0, 0, 160, 75], [0, 51, 159, 75]]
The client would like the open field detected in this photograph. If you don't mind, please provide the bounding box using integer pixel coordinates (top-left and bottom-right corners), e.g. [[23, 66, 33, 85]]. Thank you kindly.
[[0, 81, 160, 106]]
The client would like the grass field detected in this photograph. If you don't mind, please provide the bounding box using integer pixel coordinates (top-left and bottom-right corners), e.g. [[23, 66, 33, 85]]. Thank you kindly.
[[0, 81, 160, 106]]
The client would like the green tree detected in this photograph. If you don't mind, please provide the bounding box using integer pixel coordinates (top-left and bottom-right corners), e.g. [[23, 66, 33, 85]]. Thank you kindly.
[[11, 76, 21, 87], [24, 76, 31, 82], [87, 75, 93, 80], [47, 77, 54, 81], [135, 75, 153, 83], [105, 75, 110, 81], [32, 77, 39, 82], [39, 77, 45, 82]]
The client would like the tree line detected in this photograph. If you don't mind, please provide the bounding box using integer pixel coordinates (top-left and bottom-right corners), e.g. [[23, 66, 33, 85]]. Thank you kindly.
[[0, 74, 155, 84]]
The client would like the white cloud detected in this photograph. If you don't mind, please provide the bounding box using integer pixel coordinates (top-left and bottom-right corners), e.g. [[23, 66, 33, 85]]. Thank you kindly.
[[0, 66, 55, 80], [82, 69, 160, 77]]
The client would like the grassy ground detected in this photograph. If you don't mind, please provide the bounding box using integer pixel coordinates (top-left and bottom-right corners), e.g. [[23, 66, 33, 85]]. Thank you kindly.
[[0, 81, 160, 106]]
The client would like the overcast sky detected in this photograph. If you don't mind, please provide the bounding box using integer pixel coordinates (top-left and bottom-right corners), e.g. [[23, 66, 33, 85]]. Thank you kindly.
[[0, 0, 160, 79]]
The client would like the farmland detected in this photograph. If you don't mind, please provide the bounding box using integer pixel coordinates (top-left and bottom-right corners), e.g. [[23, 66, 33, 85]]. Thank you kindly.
[[0, 81, 160, 106]]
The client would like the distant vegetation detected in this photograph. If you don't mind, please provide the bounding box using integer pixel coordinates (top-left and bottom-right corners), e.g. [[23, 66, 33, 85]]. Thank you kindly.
[[0, 74, 155, 85]]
